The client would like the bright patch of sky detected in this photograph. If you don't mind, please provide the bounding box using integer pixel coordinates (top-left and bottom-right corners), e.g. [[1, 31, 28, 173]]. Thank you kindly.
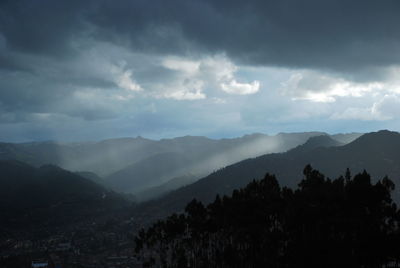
[[2, 49, 400, 141]]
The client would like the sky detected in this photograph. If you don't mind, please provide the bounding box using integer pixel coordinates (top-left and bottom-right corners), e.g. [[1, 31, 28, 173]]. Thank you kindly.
[[1, 0, 400, 142]]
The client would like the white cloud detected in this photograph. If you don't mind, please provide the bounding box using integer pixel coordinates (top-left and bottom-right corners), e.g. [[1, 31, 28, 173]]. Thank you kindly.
[[159, 55, 260, 99], [221, 80, 260, 95], [331, 94, 400, 121], [372, 94, 400, 119], [281, 71, 384, 103], [116, 70, 142, 91], [331, 107, 382, 121], [162, 89, 206, 100], [198, 55, 237, 82], [162, 58, 200, 74], [111, 65, 142, 92], [59, 45, 260, 105], [274, 66, 400, 123], [154, 76, 206, 100], [199, 55, 260, 95]]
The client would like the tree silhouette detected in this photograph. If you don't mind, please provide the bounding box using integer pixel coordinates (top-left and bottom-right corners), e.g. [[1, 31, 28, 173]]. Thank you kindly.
[[135, 166, 400, 268]]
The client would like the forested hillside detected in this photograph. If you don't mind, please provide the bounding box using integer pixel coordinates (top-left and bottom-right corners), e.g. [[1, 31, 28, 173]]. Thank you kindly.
[[135, 130, 400, 218], [135, 166, 400, 268], [0, 160, 128, 234]]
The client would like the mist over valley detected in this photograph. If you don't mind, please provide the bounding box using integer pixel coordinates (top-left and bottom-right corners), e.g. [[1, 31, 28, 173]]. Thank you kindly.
[[2, 0, 400, 266]]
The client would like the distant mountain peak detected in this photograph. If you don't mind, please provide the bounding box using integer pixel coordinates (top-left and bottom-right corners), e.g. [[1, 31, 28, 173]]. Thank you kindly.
[[365, 129, 399, 137], [348, 130, 400, 147], [277, 131, 326, 137], [134, 130, 400, 218], [290, 135, 342, 153], [305, 135, 342, 146], [242, 133, 268, 139]]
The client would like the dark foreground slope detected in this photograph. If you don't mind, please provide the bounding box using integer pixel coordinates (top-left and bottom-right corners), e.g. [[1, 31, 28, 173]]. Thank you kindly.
[[136, 167, 399, 268], [136, 130, 400, 218], [0, 160, 128, 233]]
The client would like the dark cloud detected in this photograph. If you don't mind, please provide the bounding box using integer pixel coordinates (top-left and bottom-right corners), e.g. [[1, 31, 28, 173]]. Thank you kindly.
[[1, 0, 400, 140], [1, 0, 400, 71], [0, 0, 86, 56]]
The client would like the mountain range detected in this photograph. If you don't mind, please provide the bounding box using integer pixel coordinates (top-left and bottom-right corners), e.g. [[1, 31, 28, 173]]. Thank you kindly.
[[135, 130, 400, 220], [3, 130, 400, 229], [0, 132, 361, 200]]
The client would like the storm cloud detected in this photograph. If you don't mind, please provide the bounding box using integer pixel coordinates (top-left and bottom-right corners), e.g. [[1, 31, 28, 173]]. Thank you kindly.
[[2, 0, 400, 70], [1, 0, 400, 141]]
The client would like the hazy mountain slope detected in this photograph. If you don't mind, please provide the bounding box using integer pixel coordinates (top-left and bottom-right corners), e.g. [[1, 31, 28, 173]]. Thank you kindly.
[[75, 171, 106, 186], [134, 174, 199, 202], [330, 132, 362, 144], [0, 132, 359, 199], [0, 142, 63, 168], [106, 132, 331, 194], [107, 152, 194, 193], [0, 137, 159, 176], [289, 135, 343, 154], [0, 160, 128, 231], [136, 130, 400, 218], [59, 137, 159, 176]]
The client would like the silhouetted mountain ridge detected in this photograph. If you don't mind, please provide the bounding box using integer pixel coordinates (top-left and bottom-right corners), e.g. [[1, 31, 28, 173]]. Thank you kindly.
[[135, 130, 400, 219], [0, 160, 128, 231], [106, 132, 359, 196], [289, 135, 343, 154], [0, 132, 362, 199]]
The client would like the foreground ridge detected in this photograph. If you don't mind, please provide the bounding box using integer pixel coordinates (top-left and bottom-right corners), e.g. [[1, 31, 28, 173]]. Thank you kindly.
[[135, 165, 400, 268]]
